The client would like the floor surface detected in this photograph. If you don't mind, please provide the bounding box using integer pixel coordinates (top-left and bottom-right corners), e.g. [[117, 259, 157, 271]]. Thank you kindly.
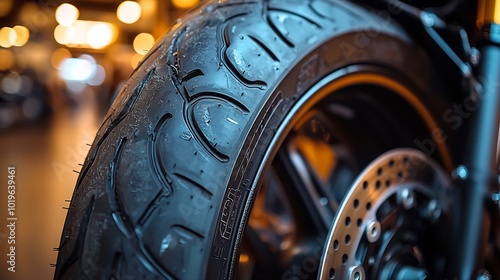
[[0, 101, 103, 280]]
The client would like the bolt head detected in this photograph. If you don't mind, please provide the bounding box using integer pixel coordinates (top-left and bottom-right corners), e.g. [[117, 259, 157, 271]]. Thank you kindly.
[[400, 188, 415, 209], [454, 165, 468, 180], [366, 220, 381, 243], [349, 265, 365, 280], [427, 200, 441, 221]]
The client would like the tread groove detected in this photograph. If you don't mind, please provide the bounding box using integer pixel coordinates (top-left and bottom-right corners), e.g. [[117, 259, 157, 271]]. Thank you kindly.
[[189, 109, 231, 161], [107, 137, 176, 279], [266, 14, 295, 48], [137, 190, 165, 226], [223, 25, 268, 88], [181, 69, 205, 82], [310, 0, 362, 20], [75, 67, 156, 192], [268, 7, 322, 28], [248, 34, 280, 62], [173, 172, 214, 199], [56, 0, 391, 278], [149, 113, 174, 195], [190, 92, 250, 113], [172, 224, 205, 239]]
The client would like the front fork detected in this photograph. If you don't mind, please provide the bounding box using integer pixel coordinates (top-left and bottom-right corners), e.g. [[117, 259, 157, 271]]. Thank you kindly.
[[451, 4, 500, 278]]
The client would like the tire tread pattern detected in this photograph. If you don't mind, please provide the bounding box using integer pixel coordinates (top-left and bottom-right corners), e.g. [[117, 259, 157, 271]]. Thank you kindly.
[[55, 0, 400, 279]]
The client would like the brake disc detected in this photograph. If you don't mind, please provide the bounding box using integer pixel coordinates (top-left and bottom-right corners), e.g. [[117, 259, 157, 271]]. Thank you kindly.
[[319, 149, 452, 280]]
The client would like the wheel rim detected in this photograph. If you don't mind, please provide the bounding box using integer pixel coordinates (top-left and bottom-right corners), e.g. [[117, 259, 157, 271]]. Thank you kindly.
[[236, 69, 452, 279]]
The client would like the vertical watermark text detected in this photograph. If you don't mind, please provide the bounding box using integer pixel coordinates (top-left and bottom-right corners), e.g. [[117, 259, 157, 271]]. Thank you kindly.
[[6, 166, 16, 273]]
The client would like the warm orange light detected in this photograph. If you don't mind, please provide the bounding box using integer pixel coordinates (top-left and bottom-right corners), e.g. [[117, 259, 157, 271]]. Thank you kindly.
[[139, 0, 156, 18], [56, 23, 88, 46], [0, 27, 16, 48], [495, 3, 500, 23], [131, 53, 143, 68], [0, 0, 13, 18], [0, 49, 14, 70], [55, 3, 79, 27], [133, 33, 154, 55], [87, 22, 115, 49], [239, 254, 249, 263], [54, 25, 64, 44], [117, 1, 141, 24], [51, 48, 72, 69], [54, 21, 117, 49], [295, 133, 336, 181], [12, 25, 29, 47], [172, 0, 199, 9]]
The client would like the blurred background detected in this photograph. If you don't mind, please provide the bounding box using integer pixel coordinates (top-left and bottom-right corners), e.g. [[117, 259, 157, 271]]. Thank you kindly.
[[0, 0, 201, 279]]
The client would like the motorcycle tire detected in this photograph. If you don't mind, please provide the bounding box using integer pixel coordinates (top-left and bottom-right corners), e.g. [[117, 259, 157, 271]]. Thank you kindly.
[[55, 0, 454, 279]]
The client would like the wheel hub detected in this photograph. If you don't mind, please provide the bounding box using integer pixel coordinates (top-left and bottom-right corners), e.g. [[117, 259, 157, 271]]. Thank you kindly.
[[319, 149, 451, 279]]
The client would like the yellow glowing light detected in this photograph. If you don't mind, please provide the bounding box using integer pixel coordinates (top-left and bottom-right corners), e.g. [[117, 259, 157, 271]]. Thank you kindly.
[[87, 22, 115, 49], [12, 25, 29, 47], [131, 53, 144, 68], [138, 0, 156, 18], [70, 21, 91, 46], [54, 25, 69, 45], [172, 0, 199, 9], [55, 3, 79, 27], [55, 21, 116, 49], [0, 49, 14, 70], [495, 2, 500, 24], [0, 0, 14, 18], [117, 1, 141, 24], [51, 48, 72, 69], [0, 27, 16, 48], [133, 33, 154, 55]]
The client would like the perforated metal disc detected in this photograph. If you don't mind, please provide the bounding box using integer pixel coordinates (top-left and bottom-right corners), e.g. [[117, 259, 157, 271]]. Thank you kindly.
[[318, 149, 451, 280]]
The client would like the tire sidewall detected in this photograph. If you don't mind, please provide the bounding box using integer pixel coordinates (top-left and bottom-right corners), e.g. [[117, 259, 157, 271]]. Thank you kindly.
[[207, 26, 444, 279]]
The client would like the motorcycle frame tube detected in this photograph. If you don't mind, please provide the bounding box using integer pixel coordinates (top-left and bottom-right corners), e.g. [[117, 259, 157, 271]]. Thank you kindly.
[[451, 35, 500, 278]]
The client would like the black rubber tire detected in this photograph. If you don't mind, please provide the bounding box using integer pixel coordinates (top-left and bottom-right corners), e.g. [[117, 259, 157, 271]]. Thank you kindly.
[[55, 0, 452, 279]]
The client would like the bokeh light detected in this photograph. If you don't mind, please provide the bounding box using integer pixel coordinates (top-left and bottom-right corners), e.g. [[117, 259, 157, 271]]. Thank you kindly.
[[131, 53, 144, 69], [133, 32, 154, 55], [88, 65, 106, 86], [0, 27, 16, 48], [0, 49, 14, 70], [55, 3, 79, 27], [51, 48, 72, 69], [172, 0, 199, 9], [59, 57, 95, 82], [54, 24, 84, 46], [87, 22, 115, 49], [54, 21, 117, 49], [117, 1, 142, 24], [0, 0, 13, 18], [65, 22, 87, 46], [1, 73, 22, 94], [13, 25, 29, 47], [54, 25, 69, 45]]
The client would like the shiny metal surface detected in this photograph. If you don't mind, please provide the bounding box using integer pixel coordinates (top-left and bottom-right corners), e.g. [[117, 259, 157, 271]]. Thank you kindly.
[[319, 149, 451, 280]]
